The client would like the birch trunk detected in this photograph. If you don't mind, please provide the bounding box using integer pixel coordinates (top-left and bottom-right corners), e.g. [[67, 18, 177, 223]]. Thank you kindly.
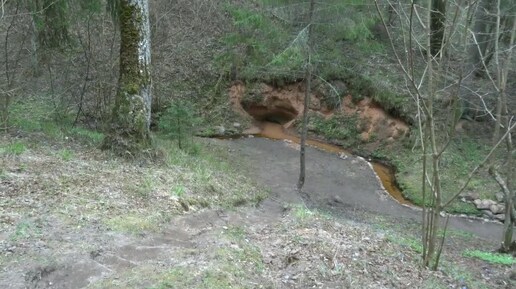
[[105, 0, 152, 153]]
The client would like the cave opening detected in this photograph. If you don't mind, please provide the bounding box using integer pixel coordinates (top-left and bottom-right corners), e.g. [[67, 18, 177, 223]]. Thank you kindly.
[[243, 104, 299, 125]]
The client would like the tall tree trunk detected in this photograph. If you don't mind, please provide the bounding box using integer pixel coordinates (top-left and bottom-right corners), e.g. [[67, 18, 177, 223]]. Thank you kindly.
[[430, 0, 446, 56], [491, 7, 516, 252], [297, 0, 315, 191], [104, 0, 152, 154], [471, 0, 497, 77]]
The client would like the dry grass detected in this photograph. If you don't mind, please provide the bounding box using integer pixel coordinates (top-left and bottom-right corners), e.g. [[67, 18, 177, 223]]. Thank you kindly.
[[0, 133, 265, 237]]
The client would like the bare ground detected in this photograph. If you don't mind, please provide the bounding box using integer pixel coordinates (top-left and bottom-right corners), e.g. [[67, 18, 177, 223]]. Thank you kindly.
[[0, 134, 514, 289]]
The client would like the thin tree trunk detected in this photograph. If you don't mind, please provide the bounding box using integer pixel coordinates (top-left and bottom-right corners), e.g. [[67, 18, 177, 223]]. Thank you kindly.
[[430, 0, 446, 56], [423, 0, 443, 269], [494, 10, 516, 251], [297, 0, 315, 191], [471, 0, 496, 77]]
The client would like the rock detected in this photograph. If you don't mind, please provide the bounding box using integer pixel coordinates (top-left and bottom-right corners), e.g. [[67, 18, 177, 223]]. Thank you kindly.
[[233, 122, 241, 128], [495, 192, 505, 202], [482, 210, 494, 219], [494, 214, 506, 222], [489, 204, 505, 215], [474, 199, 497, 210], [216, 125, 225, 134]]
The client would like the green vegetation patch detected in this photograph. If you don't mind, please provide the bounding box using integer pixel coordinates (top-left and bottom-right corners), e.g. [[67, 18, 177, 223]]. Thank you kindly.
[[69, 127, 104, 145], [386, 234, 423, 254], [156, 137, 268, 210], [0, 141, 27, 156], [463, 249, 516, 266], [8, 95, 105, 146], [308, 113, 360, 145], [9, 219, 42, 242], [394, 137, 497, 214], [57, 149, 74, 161], [106, 213, 165, 234]]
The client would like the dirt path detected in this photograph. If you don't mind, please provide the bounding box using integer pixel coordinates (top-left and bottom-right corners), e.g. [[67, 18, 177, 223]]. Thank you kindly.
[[1, 135, 513, 288], [222, 137, 510, 241]]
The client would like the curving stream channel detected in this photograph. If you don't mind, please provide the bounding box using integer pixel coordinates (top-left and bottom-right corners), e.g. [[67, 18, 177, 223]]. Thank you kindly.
[[251, 121, 412, 206], [222, 121, 512, 241]]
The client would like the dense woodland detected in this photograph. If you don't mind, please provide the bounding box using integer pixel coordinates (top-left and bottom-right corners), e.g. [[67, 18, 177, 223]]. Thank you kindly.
[[1, 0, 516, 288]]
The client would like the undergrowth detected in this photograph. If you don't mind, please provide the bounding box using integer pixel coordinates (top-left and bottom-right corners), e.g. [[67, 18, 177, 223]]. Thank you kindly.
[[394, 136, 498, 215], [463, 250, 516, 266], [307, 113, 360, 146]]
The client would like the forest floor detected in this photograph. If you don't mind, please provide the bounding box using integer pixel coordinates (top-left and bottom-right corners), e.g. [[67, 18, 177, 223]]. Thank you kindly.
[[0, 132, 515, 289]]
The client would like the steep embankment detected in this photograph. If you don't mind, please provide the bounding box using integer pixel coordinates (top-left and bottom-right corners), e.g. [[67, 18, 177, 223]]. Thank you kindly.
[[229, 82, 409, 147]]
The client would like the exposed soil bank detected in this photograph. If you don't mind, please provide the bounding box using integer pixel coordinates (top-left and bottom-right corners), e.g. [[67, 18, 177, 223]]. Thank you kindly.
[[229, 81, 410, 143], [229, 81, 414, 205]]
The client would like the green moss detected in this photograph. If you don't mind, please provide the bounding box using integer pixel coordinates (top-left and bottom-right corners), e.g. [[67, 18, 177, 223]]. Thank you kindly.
[[105, 2, 152, 154]]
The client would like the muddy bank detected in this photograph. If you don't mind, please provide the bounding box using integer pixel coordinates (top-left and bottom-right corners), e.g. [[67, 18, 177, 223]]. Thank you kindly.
[[220, 136, 509, 241]]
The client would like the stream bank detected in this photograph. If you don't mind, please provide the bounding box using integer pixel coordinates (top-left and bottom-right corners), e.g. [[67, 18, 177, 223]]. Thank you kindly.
[[224, 80, 506, 220], [250, 121, 411, 206], [219, 136, 510, 241]]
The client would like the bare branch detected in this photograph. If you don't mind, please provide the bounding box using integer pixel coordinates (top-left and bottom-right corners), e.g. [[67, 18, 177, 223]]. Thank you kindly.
[[442, 120, 516, 208]]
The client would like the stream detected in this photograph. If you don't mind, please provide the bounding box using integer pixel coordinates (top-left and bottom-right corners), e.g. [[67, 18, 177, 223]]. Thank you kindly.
[[220, 121, 510, 241], [252, 122, 411, 205]]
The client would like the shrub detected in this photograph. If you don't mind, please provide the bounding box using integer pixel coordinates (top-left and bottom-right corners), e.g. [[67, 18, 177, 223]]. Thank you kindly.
[[158, 100, 200, 154]]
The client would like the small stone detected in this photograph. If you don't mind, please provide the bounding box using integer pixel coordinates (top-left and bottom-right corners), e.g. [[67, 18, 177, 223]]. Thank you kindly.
[[482, 210, 494, 219], [216, 126, 225, 134], [495, 192, 505, 202], [474, 199, 497, 210], [233, 122, 241, 128], [494, 214, 505, 222], [489, 204, 505, 215]]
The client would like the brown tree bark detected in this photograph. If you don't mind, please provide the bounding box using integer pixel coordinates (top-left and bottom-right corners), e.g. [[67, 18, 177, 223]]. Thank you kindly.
[[297, 0, 315, 191]]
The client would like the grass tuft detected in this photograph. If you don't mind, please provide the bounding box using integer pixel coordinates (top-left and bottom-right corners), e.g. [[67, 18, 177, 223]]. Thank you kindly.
[[1, 141, 27, 156], [106, 213, 165, 234], [463, 249, 516, 266]]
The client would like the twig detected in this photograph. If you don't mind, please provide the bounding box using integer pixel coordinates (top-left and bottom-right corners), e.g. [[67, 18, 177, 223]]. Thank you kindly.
[[442, 120, 516, 208]]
